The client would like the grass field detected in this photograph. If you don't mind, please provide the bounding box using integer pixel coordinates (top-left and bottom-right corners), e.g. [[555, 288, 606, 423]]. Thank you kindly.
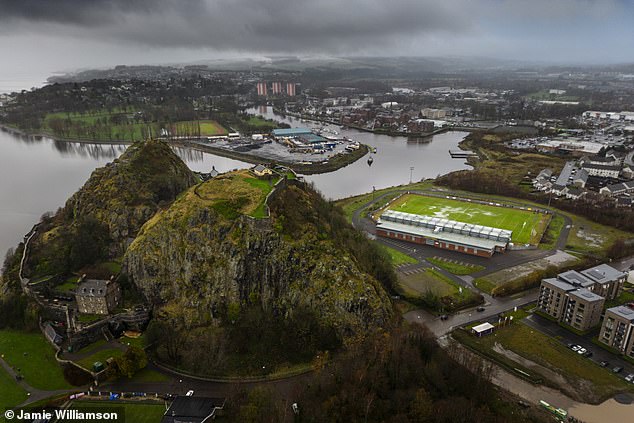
[[398, 268, 478, 302], [76, 348, 124, 370], [427, 257, 484, 275], [0, 366, 28, 412], [174, 120, 227, 136], [70, 401, 166, 423], [43, 109, 226, 141], [0, 330, 71, 390], [378, 244, 418, 266], [388, 194, 550, 244]]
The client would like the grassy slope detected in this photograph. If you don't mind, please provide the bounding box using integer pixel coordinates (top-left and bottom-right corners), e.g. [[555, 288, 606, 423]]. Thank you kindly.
[[389, 194, 550, 244], [456, 322, 632, 401], [0, 365, 28, 411], [0, 330, 71, 390]]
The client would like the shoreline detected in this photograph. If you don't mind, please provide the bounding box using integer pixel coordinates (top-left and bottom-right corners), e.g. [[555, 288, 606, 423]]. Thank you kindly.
[[270, 108, 479, 138], [0, 124, 369, 175]]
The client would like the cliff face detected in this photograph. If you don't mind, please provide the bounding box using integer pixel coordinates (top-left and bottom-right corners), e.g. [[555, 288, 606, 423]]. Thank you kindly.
[[24, 139, 197, 278], [63, 139, 198, 247], [124, 175, 393, 344]]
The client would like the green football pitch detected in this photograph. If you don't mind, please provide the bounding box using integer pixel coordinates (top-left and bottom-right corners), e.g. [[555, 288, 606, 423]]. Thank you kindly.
[[387, 194, 550, 245]]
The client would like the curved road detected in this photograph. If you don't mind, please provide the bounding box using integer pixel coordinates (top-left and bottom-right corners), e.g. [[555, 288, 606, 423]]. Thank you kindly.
[[351, 188, 573, 336]]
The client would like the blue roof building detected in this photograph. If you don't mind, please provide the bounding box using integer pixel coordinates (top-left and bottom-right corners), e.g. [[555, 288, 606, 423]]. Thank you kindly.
[[272, 127, 313, 137]]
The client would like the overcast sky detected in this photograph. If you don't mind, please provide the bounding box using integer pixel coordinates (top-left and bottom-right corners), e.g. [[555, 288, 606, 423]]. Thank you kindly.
[[0, 0, 632, 88]]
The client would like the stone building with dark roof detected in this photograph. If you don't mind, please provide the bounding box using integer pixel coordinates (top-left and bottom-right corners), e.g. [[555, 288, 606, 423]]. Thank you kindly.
[[75, 276, 121, 315]]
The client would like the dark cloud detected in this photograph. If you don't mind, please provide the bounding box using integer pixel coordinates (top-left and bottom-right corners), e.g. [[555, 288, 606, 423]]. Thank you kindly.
[[0, 0, 630, 63], [0, 0, 474, 53]]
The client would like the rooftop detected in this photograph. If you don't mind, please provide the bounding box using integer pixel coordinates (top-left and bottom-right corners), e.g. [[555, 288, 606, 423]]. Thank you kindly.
[[581, 264, 627, 285], [380, 210, 512, 241], [472, 322, 495, 333], [162, 396, 226, 423], [77, 279, 111, 297], [272, 127, 313, 137], [542, 278, 576, 292], [569, 288, 604, 303], [607, 305, 634, 322], [377, 220, 506, 251], [558, 270, 595, 288]]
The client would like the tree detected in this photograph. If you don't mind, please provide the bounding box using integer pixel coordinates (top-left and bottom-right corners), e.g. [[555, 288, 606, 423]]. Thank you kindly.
[[113, 346, 147, 378]]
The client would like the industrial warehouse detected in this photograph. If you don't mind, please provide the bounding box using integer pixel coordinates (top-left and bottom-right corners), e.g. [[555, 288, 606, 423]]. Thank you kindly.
[[375, 210, 512, 257]]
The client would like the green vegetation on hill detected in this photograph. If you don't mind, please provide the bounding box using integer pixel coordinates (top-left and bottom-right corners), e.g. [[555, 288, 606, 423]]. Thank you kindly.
[[23, 139, 197, 280], [126, 175, 395, 376]]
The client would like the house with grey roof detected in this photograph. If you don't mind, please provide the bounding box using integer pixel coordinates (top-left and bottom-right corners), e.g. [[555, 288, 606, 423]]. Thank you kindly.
[[600, 180, 634, 197], [75, 276, 121, 315]]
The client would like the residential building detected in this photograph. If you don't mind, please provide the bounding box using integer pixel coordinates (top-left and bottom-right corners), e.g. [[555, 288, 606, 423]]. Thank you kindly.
[[256, 82, 267, 96], [600, 180, 634, 196], [538, 278, 576, 320], [562, 289, 605, 331], [581, 163, 621, 178], [75, 277, 121, 315], [581, 264, 627, 300], [599, 305, 634, 357], [252, 164, 272, 177], [572, 169, 589, 188], [537, 268, 611, 331]]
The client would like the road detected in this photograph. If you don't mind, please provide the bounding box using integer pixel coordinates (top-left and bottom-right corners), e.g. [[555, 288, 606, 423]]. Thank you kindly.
[[0, 356, 77, 405]]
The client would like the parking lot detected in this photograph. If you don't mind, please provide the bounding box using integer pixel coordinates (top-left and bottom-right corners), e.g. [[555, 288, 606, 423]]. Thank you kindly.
[[524, 313, 634, 384]]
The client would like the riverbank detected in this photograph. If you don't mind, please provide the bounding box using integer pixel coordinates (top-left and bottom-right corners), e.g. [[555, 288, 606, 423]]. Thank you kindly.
[[0, 124, 369, 175], [270, 108, 479, 138]]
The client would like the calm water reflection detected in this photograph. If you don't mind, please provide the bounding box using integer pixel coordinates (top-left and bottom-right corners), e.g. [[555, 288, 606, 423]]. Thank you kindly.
[[0, 114, 470, 253]]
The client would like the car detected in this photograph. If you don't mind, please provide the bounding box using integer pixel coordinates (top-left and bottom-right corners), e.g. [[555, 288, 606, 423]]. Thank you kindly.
[[186, 390, 195, 396], [612, 366, 623, 374], [571, 345, 580, 352], [600, 361, 609, 367], [440, 314, 448, 321], [583, 351, 593, 358], [577, 347, 587, 355], [625, 374, 634, 382], [476, 306, 485, 312]]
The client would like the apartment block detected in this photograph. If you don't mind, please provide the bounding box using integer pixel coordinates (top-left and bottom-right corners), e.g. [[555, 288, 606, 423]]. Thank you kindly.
[[581, 264, 627, 300], [599, 305, 634, 358], [562, 289, 605, 331], [538, 278, 576, 320]]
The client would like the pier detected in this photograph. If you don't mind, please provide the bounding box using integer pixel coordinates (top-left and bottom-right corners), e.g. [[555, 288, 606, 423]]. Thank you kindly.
[[449, 150, 478, 158]]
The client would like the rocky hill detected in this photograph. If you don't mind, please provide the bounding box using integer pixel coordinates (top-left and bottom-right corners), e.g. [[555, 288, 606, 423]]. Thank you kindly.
[[23, 139, 197, 279], [124, 171, 394, 372]]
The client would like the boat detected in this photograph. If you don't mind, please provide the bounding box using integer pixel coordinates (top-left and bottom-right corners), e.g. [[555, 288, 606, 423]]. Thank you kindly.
[[367, 156, 374, 166]]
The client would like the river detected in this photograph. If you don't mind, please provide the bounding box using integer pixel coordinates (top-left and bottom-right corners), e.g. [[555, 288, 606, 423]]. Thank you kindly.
[[0, 109, 470, 254]]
